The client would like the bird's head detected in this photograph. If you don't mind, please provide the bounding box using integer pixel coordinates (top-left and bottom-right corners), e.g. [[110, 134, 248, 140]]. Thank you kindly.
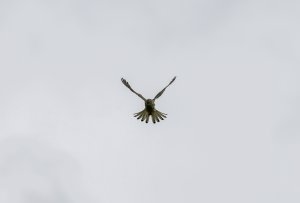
[[146, 99, 155, 106]]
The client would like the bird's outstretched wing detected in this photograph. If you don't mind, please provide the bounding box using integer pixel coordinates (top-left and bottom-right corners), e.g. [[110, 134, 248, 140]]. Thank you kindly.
[[153, 76, 176, 101], [121, 78, 146, 101]]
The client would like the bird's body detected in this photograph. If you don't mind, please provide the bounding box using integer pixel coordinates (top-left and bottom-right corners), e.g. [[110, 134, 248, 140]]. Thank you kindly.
[[121, 77, 176, 124], [133, 99, 167, 123], [145, 99, 155, 112]]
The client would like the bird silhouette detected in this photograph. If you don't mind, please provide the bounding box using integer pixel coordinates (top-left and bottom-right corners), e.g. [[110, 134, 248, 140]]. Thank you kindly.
[[121, 76, 176, 123]]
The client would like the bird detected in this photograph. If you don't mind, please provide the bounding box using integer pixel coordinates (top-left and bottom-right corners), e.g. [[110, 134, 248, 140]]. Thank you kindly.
[[121, 76, 176, 124]]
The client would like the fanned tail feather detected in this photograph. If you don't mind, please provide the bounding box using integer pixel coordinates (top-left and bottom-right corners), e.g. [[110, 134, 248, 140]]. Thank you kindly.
[[134, 110, 144, 117], [156, 110, 167, 118], [134, 110, 144, 120], [146, 113, 150, 123], [141, 111, 148, 122], [156, 111, 165, 120], [133, 109, 168, 124], [134, 109, 150, 123], [151, 114, 156, 124], [152, 112, 160, 123]]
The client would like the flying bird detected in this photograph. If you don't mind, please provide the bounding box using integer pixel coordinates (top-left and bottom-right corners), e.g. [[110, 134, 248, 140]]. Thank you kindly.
[[121, 76, 176, 124]]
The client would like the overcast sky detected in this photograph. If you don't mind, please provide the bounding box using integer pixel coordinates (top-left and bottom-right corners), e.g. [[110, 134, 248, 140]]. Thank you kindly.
[[0, 0, 299, 202]]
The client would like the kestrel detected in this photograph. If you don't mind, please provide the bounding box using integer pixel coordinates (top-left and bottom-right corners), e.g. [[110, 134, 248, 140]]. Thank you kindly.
[[121, 76, 176, 124]]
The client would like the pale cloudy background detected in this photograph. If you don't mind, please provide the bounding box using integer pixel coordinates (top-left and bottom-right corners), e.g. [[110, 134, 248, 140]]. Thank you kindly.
[[0, 0, 299, 202]]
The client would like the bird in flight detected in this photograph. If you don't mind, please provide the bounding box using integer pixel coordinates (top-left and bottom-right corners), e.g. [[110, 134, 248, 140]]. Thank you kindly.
[[121, 76, 176, 124]]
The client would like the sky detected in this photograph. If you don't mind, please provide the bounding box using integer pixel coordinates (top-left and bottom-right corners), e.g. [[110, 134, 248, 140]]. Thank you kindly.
[[0, 0, 299, 202]]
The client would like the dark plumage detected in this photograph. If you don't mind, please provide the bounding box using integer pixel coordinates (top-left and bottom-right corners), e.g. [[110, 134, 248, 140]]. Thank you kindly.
[[121, 76, 176, 123]]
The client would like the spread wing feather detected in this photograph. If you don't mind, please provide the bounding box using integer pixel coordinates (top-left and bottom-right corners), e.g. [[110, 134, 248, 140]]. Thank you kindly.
[[121, 78, 146, 101], [153, 76, 176, 101]]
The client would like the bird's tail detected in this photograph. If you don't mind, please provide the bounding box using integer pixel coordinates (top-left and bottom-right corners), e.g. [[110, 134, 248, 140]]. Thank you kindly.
[[134, 109, 150, 123], [134, 109, 167, 124], [151, 110, 167, 123]]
